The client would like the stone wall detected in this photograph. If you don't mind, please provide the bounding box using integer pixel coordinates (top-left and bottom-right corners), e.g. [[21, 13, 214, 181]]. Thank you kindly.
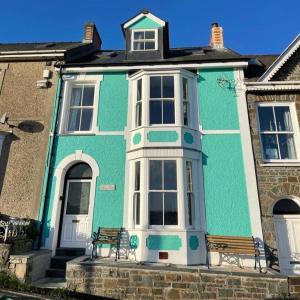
[[246, 91, 300, 269], [66, 259, 297, 299]]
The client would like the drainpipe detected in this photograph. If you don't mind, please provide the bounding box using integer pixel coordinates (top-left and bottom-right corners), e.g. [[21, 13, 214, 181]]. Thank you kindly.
[[37, 63, 63, 249]]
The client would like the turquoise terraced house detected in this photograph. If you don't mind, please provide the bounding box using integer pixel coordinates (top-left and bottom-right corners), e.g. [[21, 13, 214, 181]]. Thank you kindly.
[[39, 10, 264, 267]]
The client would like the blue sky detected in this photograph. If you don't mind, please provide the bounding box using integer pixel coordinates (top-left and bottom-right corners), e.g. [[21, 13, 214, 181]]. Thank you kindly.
[[0, 0, 298, 54]]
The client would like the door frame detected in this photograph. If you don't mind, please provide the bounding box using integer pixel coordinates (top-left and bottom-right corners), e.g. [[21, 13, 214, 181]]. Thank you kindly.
[[43, 151, 99, 256], [274, 214, 300, 275], [59, 178, 93, 248]]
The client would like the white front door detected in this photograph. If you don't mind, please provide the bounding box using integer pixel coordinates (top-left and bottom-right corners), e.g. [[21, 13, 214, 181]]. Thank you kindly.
[[60, 179, 92, 248], [274, 215, 300, 275]]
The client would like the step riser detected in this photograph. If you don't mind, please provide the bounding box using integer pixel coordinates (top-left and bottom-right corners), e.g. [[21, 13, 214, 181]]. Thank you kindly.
[[50, 256, 77, 269], [45, 269, 66, 278], [56, 248, 85, 257]]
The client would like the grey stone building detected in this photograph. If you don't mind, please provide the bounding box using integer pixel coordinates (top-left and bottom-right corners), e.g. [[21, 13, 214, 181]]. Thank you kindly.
[[0, 23, 101, 220], [245, 35, 300, 275]]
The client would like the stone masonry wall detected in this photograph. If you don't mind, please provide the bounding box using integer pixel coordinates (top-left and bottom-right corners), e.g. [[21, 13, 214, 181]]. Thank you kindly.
[[66, 260, 297, 300], [247, 91, 300, 269]]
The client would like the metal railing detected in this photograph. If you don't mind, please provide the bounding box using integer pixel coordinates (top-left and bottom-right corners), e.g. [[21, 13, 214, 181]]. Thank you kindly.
[[0, 218, 31, 243]]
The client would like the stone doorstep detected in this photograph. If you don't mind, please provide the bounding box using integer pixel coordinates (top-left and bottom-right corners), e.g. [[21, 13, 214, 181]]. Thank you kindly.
[[66, 255, 287, 280], [9, 250, 52, 261]]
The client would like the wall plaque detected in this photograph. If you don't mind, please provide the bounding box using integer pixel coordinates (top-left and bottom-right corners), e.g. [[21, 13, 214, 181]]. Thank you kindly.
[[100, 184, 116, 191]]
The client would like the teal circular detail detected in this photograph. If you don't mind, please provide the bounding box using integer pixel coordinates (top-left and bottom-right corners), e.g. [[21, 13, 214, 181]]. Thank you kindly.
[[189, 235, 199, 250], [133, 133, 142, 145], [129, 235, 139, 249], [184, 132, 194, 144]]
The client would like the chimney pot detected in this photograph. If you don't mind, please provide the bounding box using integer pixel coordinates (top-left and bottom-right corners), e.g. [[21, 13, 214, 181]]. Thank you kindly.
[[83, 22, 102, 49], [210, 22, 224, 48]]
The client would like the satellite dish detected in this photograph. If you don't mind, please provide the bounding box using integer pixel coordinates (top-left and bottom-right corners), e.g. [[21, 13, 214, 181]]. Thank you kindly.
[[0, 113, 6, 124]]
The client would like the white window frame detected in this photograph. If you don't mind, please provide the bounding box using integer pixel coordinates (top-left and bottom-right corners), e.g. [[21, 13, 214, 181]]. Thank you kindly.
[[256, 102, 300, 163], [148, 158, 178, 228], [59, 74, 102, 135], [131, 29, 158, 52], [129, 70, 197, 129], [185, 160, 194, 228]]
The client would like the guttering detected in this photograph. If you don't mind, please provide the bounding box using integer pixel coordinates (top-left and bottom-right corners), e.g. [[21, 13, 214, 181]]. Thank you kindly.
[[0, 49, 66, 58], [56, 61, 249, 73], [246, 81, 300, 91]]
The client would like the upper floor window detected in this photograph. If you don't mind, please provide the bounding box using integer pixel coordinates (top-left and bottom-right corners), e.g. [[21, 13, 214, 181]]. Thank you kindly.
[[182, 77, 190, 126], [150, 76, 175, 125], [257, 103, 299, 161], [132, 30, 157, 51], [67, 85, 95, 132]]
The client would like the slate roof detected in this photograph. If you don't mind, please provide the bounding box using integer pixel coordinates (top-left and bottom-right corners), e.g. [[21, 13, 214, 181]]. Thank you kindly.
[[244, 54, 279, 81], [66, 46, 248, 67], [0, 41, 84, 53]]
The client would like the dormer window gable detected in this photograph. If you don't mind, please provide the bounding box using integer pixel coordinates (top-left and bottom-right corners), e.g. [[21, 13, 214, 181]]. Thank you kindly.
[[122, 10, 169, 59]]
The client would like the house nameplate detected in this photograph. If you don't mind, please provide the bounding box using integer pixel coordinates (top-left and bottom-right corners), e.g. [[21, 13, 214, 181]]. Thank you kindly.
[[100, 184, 116, 191]]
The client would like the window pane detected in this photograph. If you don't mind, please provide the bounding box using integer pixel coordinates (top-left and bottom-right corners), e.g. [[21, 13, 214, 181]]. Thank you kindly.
[[133, 42, 144, 50], [149, 160, 162, 190], [150, 101, 162, 124], [183, 102, 189, 126], [66, 181, 90, 215], [163, 101, 175, 124], [82, 86, 94, 106], [70, 87, 82, 106], [258, 107, 275, 131], [137, 79, 142, 101], [145, 42, 155, 50], [164, 192, 178, 225], [149, 192, 163, 225], [163, 76, 174, 98], [278, 134, 296, 159], [135, 161, 140, 191], [145, 31, 155, 39], [187, 193, 193, 226], [134, 193, 140, 225], [136, 102, 142, 127], [182, 78, 188, 100], [68, 108, 81, 131], [164, 161, 177, 190], [150, 77, 161, 98], [261, 134, 279, 159], [67, 163, 92, 179], [134, 31, 144, 40], [80, 109, 93, 131], [186, 161, 193, 192], [275, 106, 293, 131]]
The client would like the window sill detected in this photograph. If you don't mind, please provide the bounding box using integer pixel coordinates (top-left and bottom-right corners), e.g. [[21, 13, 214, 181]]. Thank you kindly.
[[260, 161, 300, 167], [58, 132, 96, 137]]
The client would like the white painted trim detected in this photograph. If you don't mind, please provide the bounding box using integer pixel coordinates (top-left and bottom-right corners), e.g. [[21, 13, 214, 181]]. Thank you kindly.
[[246, 82, 300, 91], [123, 12, 165, 29], [58, 74, 103, 135], [260, 162, 300, 167], [259, 34, 300, 82], [0, 53, 64, 58], [200, 129, 240, 135], [131, 29, 158, 51], [0, 49, 67, 54], [57, 62, 249, 74], [234, 68, 266, 267], [256, 102, 300, 162], [44, 151, 99, 255]]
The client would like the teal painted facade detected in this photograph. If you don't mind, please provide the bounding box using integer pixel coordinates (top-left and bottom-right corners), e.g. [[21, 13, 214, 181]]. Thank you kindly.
[[198, 68, 252, 237], [147, 131, 179, 142], [128, 16, 162, 29], [98, 73, 128, 131], [146, 235, 182, 250]]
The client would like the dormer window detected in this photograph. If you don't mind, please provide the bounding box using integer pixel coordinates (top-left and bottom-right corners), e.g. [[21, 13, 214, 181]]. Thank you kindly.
[[132, 29, 157, 51]]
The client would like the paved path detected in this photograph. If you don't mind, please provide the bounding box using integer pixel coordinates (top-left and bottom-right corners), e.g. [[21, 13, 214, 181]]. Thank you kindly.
[[0, 289, 53, 300]]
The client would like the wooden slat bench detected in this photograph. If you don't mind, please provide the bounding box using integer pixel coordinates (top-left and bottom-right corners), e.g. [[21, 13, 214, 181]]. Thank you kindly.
[[205, 234, 261, 271], [91, 227, 123, 261]]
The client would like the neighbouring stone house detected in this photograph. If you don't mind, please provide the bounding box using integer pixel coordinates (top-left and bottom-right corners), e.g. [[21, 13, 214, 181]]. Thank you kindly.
[[39, 10, 264, 272], [0, 24, 100, 220], [245, 34, 300, 275]]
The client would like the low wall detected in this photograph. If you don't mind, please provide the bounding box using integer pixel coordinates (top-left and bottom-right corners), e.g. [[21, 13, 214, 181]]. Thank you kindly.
[[66, 257, 300, 300], [9, 250, 52, 283]]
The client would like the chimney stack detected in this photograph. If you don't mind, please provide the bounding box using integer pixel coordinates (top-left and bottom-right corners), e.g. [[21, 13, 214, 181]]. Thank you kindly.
[[210, 22, 224, 48], [83, 22, 102, 49]]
